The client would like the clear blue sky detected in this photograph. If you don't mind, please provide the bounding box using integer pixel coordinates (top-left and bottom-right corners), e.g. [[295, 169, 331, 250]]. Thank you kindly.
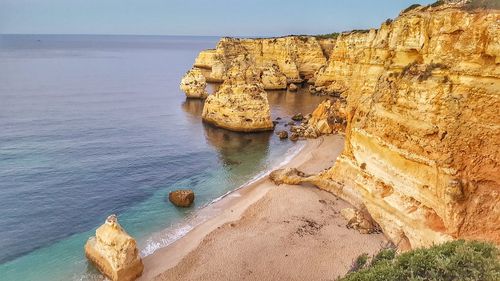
[[0, 0, 435, 36]]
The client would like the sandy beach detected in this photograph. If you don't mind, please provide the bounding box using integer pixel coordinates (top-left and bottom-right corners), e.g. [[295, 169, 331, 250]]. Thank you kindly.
[[139, 135, 388, 281]]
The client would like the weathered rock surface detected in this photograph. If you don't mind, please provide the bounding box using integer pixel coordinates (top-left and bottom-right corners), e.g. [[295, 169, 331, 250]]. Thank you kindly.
[[261, 64, 287, 90], [288, 83, 298, 92], [85, 215, 143, 281], [192, 36, 328, 84], [291, 113, 304, 121], [277, 130, 288, 140], [306, 99, 347, 135], [340, 208, 380, 235], [310, 3, 500, 248], [180, 68, 208, 99], [169, 189, 195, 207], [269, 168, 308, 185], [189, 1, 500, 250], [201, 55, 274, 132]]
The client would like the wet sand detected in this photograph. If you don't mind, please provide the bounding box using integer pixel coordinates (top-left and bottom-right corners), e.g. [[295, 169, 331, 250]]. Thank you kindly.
[[140, 135, 388, 281]]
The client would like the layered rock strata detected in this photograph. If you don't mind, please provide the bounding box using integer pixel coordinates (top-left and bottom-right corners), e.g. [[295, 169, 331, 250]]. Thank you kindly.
[[201, 55, 274, 132], [311, 3, 500, 248], [85, 215, 143, 281], [193, 36, 328, 85], [189, 1, 500, 249]]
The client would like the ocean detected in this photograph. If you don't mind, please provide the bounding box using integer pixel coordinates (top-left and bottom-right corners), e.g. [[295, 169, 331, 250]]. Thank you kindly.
[[0, 34, 325, 280]]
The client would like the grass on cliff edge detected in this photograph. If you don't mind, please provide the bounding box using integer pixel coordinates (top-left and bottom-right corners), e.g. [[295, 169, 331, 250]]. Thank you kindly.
[[338, 240, 500, 281]]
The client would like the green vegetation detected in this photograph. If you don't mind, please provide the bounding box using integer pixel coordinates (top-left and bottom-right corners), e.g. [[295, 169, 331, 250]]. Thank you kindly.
[[430, 0, 445, 8], [338, 240, 500, 281], [349, 253, 370, 272], [314, 33, 341, 39], [403, 4, 422, 13]]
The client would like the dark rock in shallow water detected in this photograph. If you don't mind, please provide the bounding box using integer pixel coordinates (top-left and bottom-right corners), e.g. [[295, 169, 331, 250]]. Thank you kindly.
[[277, 130, 288, 140], [169, 189, 195, 207], [291, 113, 304, 121]]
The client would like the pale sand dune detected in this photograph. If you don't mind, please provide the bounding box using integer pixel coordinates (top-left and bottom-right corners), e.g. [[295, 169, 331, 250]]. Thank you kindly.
[[140, 135, 388, 281]]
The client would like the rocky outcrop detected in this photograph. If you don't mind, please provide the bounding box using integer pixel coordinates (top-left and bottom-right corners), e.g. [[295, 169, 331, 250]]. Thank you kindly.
[[288, 83, 299, 92], [201, 55, 274, 132], [187, 0, 499, 250], [192, 36, 328, 84], [169, 189, 195, 207], [306, 99, 347, 135], [180, 68, 208, 99], [261, 64, 287, 90], [85, 215, 143, 281], [309, 3, 500, 249], [340, 208, 380, 235]]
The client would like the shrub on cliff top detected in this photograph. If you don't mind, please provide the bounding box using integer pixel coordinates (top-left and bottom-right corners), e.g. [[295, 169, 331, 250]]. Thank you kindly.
[[403, 4, 421, 13], [463, 0, 500, 10], [314, 33, 340, 39], [338, 240, 500, 281]]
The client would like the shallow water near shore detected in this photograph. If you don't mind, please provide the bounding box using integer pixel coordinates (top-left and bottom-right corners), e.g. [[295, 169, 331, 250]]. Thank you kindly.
[[0, 34, 325, 281]]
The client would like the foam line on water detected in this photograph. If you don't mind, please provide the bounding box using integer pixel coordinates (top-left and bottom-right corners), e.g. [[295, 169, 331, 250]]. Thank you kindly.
[[139, 142, 306, 257]]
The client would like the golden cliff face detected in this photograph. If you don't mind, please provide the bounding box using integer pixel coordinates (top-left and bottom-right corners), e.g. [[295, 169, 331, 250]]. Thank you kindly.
[[312, 5, 500, 249], [201, 55, 274, 132], [194, 36, 328, 85]]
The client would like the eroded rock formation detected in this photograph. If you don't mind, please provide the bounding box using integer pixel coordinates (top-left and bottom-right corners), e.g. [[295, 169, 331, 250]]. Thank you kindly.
[[310, 3, 500, 248], [169, 189, 195, 207], [188, 1, 499, 249], [193, 36, 328, 84], [180, 68, 209, 99], [85, 215, 143, 281], [201, 55, 274, 132]]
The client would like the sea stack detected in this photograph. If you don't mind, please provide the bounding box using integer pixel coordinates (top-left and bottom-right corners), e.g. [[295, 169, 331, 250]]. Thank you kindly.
[[202, 55, 274, 132], [180, 68, 209, 99], [85, 215, 144, 281]]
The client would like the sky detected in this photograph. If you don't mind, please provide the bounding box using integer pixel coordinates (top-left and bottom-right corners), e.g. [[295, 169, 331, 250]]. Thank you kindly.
[[0, 0, 435, 36]]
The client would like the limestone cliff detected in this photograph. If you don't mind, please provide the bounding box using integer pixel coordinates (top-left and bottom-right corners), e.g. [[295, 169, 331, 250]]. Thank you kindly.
[[193, 36, 328, 85], [201, 55, 274, 132], [85, 215, 143, 281], [310, 3, 500, 249], [186, 1, 500, 249]]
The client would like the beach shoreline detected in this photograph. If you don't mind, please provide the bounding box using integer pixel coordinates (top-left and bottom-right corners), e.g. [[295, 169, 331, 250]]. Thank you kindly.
[[139, 135, 389, 281]]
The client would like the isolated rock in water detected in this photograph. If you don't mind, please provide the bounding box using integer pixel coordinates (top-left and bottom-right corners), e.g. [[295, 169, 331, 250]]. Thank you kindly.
[[340, 208, 379, 234], [85, 215, 144, 281], [288, 83, 298, 92], [277, 130, 288, 139], [202, 55, 274, 132], [180, 68, 209, 99], [169, 189, 195, 207], [202, 83, 273, 132], [291, 113, 304, 121], [261, 64, 287, 90]]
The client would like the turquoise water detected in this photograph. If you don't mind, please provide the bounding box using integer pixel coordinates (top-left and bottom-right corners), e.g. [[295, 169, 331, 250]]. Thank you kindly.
[[0, 34, 325, 280]]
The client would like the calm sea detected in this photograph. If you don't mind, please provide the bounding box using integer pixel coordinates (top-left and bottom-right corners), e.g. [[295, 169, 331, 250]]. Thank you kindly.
[[0, 34, 325, 280]]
